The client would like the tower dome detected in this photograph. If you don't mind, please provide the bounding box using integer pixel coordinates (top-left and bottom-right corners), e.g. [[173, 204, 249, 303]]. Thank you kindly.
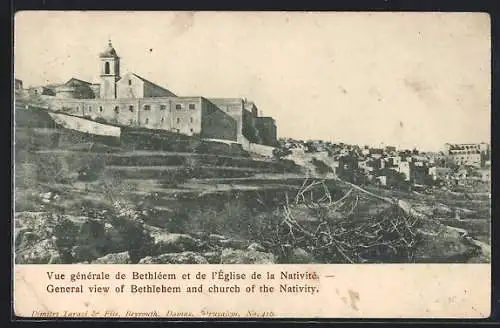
[[98, 39, 120, 99], [99, 39, 119, 58]]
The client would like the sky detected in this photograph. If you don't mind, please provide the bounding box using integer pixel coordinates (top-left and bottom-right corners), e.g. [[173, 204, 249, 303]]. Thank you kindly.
[[14, 11, 491, 151]]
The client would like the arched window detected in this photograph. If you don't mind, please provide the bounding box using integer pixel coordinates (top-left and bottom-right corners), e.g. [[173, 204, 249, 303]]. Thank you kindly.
[[105, 62, 110, 74], [145, 118, 149, 124]]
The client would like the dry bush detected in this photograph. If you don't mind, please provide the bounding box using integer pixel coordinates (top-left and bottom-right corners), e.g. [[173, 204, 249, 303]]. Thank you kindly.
[[266, 178, 424, 263]]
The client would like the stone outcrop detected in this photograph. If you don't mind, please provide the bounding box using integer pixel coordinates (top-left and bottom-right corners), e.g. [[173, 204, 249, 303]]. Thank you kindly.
[[218, 238, 248, 250], [287, 247, 315, 264], [150, 232, 204, 254], [220, 249, 275, 264], [103, 216, 155, 263], [15, 212, 108, 263], [139, 252, 208, 264], [92, 251, 131, 264], [14, 211, 155, 264], [16, 238, 62, 264], [414, 224, 479, 262], [247, 242, 265, 252], [203, 251, 221, 264]]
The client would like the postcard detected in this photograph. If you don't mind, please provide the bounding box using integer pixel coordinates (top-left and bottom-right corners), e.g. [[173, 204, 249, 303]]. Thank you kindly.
[[13, 11, 491, 318]]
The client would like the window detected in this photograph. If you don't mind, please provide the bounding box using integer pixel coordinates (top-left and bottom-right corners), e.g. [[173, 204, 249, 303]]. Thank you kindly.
[[160, 105, 167, 111], [176, 104, 182, 110], [161, 117, 164, 123], [128, 79, 132, 85], [88, 106, 92, 112], [129, 119, 133, 124], [190, 128, 194, 133], [189, 104, 196, 110], [177, 118, 180, 124], [129, 105, 134, 112], [114, 106, 119, 113], [105, 62, 110, 74], [144, 105, 151, 111], [190, 117, 194, 123], [145, 118, 149, 124], [99, 106, 103, 112], [76, 106, 79, 111], [34, 90, 38, 95]]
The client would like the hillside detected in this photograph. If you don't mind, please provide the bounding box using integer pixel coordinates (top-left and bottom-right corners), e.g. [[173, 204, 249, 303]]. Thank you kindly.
[[14, 105, 491, 264]]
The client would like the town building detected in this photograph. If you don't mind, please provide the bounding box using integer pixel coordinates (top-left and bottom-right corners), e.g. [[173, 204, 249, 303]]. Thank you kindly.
[[397, 161, 411, 181], [428, 166, 451, 182], [28, 40, 277, 147], [385, 146, 396, 154], [28, 85, 56, 97], [444, 143, 489, 168], [369, 148, 384, 160]]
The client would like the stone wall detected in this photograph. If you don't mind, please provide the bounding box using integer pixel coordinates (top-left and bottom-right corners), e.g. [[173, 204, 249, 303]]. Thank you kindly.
[[44, 96, 204, 135], [42, 95, 275, 147], [47, 112, 121, 137], [255, 117, 277, 146], [166, 97, 203, 136], [200, 99, 237, 141], [239, 136, 276, 158], [100, 77, 118, 100], [116, 74, 144, 99], [207, 98, 244, 142]]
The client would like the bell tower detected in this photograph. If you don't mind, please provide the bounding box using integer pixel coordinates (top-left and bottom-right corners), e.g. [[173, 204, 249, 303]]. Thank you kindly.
[[99, 39, 120, 99]]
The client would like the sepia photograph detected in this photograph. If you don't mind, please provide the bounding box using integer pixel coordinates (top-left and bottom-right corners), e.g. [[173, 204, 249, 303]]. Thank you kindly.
[[13, 11, 491, 268]]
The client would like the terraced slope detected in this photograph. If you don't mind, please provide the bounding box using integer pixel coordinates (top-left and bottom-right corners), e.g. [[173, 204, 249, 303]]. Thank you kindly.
[[14, 105, 491, 264]]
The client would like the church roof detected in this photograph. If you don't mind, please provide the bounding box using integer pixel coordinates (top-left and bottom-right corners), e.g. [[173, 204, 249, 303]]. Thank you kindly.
[[131, 73, 163, 88], [123, 73, 177, 97], [99, 40, 119, 58], [65, 78, 92, 86]]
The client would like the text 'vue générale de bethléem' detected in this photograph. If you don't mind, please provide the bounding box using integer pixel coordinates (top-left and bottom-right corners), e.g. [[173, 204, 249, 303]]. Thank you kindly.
[[44, 270, 321, 295]]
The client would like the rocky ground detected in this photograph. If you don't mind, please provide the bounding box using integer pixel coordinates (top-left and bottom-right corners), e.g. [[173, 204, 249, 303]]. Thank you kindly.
[[15, 207, 277, 264], [14, 171, 491, 264], [13, 109, 491, 264]]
